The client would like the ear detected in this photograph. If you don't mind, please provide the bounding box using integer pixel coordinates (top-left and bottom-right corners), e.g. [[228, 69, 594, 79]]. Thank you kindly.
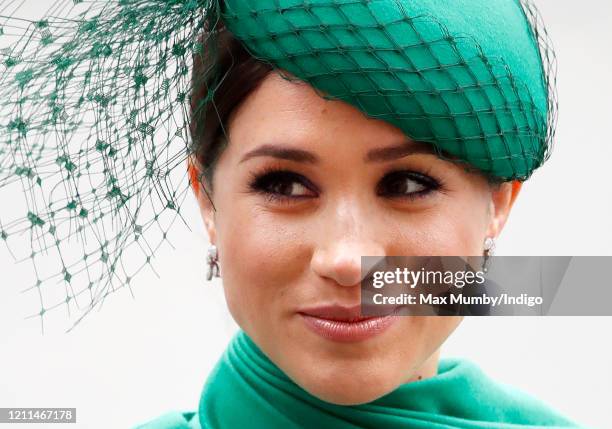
[[188, 156, 217, 245], [486, 180, 522, 238]]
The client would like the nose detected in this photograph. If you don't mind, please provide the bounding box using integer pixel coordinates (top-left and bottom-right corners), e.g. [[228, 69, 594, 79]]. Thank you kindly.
[[310, 198, 385, 287]]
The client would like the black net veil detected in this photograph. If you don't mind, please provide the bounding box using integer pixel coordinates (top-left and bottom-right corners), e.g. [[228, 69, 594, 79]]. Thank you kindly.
[[520, 0, 558, 172], [0, 0, 557, 331]]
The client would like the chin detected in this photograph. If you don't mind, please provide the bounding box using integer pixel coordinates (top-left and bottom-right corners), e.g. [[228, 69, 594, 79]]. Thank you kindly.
[[284, 355, 403, 406], [300, 373, 399, 405]]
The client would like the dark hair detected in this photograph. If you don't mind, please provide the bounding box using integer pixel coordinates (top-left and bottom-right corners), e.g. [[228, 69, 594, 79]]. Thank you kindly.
[[188, 25, 507, 194], [189, 23, 273, 193]]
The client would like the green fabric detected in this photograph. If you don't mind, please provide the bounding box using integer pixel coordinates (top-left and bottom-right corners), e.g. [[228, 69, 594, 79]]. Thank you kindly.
[[137, 329, 584, 429], [221, 0, 554, 180]]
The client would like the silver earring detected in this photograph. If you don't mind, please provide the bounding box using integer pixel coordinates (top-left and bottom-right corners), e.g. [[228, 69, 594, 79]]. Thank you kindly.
[[206, 244, 221, 281], [482, 237, 496, 273]]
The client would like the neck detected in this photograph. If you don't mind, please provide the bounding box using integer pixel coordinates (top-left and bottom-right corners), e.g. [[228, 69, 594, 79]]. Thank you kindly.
[[402, 348, 441, 383]]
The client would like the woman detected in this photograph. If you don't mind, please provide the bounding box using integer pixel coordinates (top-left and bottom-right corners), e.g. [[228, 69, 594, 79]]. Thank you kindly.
[[142, 0, 577, 427], [0, 0, 581, 427]]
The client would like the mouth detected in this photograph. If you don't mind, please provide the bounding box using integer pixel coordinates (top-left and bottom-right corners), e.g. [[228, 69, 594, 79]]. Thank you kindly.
[[297, 304, 403, 343]]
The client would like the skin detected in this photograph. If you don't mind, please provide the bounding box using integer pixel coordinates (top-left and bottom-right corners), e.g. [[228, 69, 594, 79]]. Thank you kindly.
[[188, 71, 521, 405]]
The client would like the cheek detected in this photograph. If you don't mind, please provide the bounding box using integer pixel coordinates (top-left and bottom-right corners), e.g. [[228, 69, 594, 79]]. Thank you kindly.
[[215, 203, 307, 326], [423, 316, 463, 345], [389, 316, 462, 379], [392, 196, 490, 256]]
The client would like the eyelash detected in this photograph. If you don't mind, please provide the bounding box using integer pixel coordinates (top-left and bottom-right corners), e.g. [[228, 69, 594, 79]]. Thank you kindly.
[[247, 166, 442, 205]]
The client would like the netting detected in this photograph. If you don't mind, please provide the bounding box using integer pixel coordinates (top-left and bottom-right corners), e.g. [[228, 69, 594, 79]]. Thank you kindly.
[[0, 0, 557, 332], [221, 0, 557, 179], [0, 0, 218, 332]]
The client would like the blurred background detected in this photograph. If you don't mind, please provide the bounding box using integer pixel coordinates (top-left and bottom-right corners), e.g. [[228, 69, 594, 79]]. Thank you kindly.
[[1, 1, 611, 428]]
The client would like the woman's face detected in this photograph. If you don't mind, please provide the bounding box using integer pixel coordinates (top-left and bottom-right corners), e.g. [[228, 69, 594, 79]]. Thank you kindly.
[[193, 72, 519, 405]]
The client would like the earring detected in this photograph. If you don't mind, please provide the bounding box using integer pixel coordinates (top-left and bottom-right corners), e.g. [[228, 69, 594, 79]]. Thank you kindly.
[[206, 244, 221, 281], [482, 237, 496, 273]]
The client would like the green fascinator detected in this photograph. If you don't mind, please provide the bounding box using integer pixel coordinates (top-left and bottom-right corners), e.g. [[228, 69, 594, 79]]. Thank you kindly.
[[0, 0, 557, 329]]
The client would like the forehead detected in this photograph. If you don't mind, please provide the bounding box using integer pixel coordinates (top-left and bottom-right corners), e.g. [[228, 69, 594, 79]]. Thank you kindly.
[[224, 71, 411, 154]]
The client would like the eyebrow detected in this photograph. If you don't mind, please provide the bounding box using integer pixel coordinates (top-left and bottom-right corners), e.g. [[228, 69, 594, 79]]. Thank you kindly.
[[239, 141, 437, 164]]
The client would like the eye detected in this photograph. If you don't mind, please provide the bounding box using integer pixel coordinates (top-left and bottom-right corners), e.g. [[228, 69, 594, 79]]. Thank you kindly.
[[248, 168, 317, 203], [377, 170, 440, 199]]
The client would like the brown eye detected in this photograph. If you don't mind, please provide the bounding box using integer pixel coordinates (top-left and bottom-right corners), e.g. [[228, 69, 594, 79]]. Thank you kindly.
[[268, 177, 311, 197], [249, 169, 317, 202], [377, 170, 440, 199]]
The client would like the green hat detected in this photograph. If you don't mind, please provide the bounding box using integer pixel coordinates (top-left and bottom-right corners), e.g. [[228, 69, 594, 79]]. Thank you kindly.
[[0, 0, 556, 330], [222, 0, 557, 180]]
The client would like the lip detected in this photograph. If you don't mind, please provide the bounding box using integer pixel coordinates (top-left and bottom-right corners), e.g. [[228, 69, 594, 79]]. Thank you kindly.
[[298, 304, 402, 343]]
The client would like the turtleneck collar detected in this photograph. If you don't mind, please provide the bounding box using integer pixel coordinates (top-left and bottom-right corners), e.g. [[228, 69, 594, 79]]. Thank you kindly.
[[196, 329, 581, 429]]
